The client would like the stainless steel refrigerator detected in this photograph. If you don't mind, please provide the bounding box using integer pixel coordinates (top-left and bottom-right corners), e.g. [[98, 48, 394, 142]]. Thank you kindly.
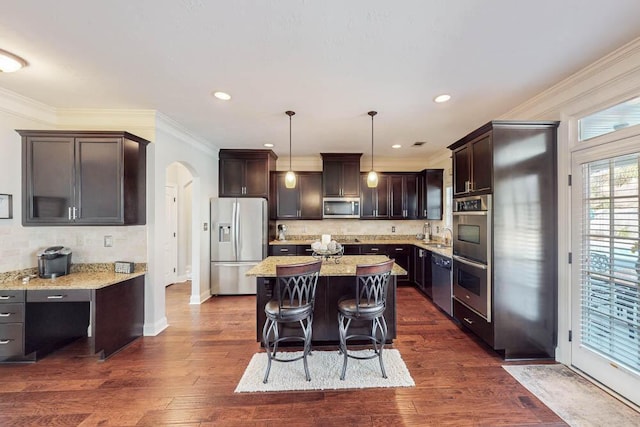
[[210, 198, 267, 295]]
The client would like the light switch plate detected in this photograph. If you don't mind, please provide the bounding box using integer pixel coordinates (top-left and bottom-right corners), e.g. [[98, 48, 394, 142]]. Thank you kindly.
[[104, 235, 113, 247], [203, 223, 208, 231]]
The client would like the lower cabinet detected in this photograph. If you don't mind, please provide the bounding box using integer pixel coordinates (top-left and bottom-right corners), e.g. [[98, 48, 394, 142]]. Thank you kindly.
[[453, 299, 494, 347], [269, 245, 298, 256], [360, 244, 410, 285], [0, 290, 25, 361], [413, 247, 432, 297]]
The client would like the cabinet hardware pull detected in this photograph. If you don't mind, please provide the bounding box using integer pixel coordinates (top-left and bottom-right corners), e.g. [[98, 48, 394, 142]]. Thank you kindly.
[[0, 339, 11, 345], [0, 313, 11, 317], [424, 209, 427, 216], [47, 295, 65, 299], [68, 207, 72, 220], [0, 296, 11, 300], [371, 248, 379, 251], [280, 249, 289, 252], [463, 317, 474, 325], [73, 206, 78, 219], [305, 249, 313, 252], [395, 248, 403, 251]]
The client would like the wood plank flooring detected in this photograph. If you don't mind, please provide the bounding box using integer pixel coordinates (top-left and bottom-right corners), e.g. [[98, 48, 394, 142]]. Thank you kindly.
[[0, 283, 566, 426]]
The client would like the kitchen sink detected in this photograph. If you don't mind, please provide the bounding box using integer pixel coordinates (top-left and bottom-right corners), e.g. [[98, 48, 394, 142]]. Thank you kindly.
[[422, 241, 448, 249]]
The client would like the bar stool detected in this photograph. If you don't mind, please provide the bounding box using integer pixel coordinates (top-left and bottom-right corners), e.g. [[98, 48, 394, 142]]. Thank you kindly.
[[337, 259, 394, 380], [262, 260, 322, 384]]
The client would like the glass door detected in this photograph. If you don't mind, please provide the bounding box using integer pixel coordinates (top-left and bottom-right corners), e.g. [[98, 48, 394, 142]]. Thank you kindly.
[[571, 137, 640, 406]]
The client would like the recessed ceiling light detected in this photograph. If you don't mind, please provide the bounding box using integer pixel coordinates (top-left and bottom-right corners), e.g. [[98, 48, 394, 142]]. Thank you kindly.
[[213, 91, 231, 101], [263, 143, 274, 148], [433, 94, 451, 103], [392, 144, 402, 149], [0, 49, 27, 73]]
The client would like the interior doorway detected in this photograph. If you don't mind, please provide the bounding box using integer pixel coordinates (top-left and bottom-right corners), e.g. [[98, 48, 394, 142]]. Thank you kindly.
[[165, 162, 195, 301]]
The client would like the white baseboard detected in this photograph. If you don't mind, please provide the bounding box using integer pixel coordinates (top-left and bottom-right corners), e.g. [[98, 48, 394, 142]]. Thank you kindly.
[[143, 316, 168, 336]]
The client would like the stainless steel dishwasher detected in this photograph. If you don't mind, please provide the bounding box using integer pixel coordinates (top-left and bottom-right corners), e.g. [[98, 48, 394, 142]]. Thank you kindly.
[[431, 253, 452, 316]]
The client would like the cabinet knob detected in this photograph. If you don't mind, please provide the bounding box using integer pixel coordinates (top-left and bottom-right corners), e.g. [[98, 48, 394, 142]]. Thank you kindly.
[[463, 317, 474, 325]]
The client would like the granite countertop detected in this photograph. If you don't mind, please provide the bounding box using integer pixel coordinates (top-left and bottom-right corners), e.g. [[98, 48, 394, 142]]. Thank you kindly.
[[246, 255, 408, 277], [270, 236, 452, 258], [0, 269, 146, 291]]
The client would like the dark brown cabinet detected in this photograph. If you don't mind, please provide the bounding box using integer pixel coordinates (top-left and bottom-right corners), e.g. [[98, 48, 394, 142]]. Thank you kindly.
[[0, 290, 25, 361], [19, 130, 148, 226], [273, 172, 322, 219], [413, 247, 432, 297], [419, 169, 443, 220], [360, 173, 389, 218], [389, 173, 419, 219], [451, 131, 492, 196], [360, 244, 411, 285], [219, 149, 277, 198], [321, 153, 361, 197]]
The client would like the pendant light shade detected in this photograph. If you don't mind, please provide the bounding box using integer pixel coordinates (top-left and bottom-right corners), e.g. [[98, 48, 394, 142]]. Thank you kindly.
[[285, 110, 296, 189], [367, 111, 379, 188]]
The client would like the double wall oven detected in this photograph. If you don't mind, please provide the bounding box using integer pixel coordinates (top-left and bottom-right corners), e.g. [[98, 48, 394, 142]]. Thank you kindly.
[[452, 194, 492, 321]]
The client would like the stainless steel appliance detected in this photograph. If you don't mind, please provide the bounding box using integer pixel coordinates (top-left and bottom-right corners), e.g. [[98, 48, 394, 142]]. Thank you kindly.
[[210, 198, 267, 295], [432, 253, 452, 316], [322, 197, 360, 219], [37, 246, 72, 278], [452, 194, 492, 321]]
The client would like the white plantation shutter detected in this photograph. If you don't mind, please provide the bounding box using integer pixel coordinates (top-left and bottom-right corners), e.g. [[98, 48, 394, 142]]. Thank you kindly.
[[580, 153, 640, 372]]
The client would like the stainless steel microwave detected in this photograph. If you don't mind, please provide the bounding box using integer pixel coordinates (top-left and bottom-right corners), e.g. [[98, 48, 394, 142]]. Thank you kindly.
[[323, 197, 360, 219]]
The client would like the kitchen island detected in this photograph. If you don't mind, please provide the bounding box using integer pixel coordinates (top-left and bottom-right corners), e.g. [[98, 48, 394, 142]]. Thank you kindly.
[[246, 255, 406, 345], [0, 268, 145, 362]]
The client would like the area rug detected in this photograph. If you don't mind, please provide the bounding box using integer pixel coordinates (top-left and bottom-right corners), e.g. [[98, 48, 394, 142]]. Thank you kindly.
[[503, 364, 639, 426], [235, 349, 414, 393]]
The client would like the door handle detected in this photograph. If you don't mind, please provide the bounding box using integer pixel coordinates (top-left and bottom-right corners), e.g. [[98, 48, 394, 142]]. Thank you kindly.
[[453, 255, 488, 270]]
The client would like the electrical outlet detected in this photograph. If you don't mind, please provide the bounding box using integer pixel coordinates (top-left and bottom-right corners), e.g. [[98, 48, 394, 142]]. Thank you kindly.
[[391, 226, 396, 233], [104, 235, 113, 247]]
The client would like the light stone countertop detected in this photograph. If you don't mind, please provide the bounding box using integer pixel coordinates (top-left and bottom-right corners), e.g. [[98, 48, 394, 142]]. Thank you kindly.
[[0, 270, 146, 291], [270, 237, 453, 258], [245, 255, 408, 277]]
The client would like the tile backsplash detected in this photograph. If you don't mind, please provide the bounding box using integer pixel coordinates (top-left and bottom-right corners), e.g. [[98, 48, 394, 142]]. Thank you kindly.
[[0, 225, 147, 273], [275, 219, 446, 240]]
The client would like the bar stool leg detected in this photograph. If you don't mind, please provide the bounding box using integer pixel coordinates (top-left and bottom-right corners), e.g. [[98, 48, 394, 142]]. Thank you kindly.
[[339, 314, 351, 380], [262, 317, 277, 384], [375, 315, 388, 379]]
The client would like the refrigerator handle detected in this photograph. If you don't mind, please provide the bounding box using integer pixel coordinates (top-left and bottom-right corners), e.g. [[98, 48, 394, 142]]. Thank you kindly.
[[232, 200, 239, 260], [235, 200, 241, 259]]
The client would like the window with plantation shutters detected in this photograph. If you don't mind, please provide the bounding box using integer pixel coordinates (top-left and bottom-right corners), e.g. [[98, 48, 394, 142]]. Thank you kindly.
[[581, 153, 640, 372]]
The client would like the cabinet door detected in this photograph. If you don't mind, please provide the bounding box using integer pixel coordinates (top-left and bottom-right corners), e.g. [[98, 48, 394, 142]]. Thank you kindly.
[[389, 175, 405, 218], [387, 245, 410, 284], [404, 174, 419, 219], [453, 145, 470, 196], [275, 173, 299, 218], [76, 137, 123, 224], [298, 173, 323, 219], [425, 169, 443, 220], [322, 160, 342, 197], [219, 158, 246, 197], [244, 158, 269, 197], [376, 175, 390, 217], [360, 174, 376, 218], [341, 161, 361, 197], [471, 134, 492, 193], [23, 136, 75, 224]]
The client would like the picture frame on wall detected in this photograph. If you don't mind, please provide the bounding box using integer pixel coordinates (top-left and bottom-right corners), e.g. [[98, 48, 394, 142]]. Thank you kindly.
[[0, 194, 13, 219]]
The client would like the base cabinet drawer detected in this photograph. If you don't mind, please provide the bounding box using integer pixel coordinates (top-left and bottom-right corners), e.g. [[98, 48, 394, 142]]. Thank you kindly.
[[453, 299, 494, 347], [0, 290, 25, 303], [269, 245, 298, 256], [0, 304, 25, 324], [27, 289, 92, 302], [0, 323, 24, 358]]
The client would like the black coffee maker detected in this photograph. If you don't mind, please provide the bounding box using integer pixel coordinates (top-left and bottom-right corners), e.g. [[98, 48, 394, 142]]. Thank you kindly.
[[37, 246, 72, 278]]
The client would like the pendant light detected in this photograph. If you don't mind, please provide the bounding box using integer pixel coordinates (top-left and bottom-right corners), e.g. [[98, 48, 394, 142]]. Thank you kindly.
[[284, 110, 296, 189], [367, 111, 379, 188]]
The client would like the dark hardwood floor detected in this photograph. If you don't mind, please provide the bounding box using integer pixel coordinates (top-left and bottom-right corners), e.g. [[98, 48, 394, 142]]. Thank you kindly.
[[0, 282, 566, 426]]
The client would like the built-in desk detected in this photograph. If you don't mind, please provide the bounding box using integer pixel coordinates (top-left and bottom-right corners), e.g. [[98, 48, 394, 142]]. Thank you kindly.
[[0, 271, 144, 362], [246, 255, 406, 345]]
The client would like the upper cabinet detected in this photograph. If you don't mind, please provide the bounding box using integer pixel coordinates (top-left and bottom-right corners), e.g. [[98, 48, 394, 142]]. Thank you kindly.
[[389, 173, 419, 219], [219, 149, 277, 198], [419, 169, 444, 220], [19, 130, 148, 226], [360, 173, 389, 218], [450, 131, 492, 196], [272, 172, 323, 220], [321, 153, 361, 197]]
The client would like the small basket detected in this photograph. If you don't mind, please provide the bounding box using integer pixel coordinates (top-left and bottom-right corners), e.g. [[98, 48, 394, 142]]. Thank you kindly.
[[114, 261, 135, 274]]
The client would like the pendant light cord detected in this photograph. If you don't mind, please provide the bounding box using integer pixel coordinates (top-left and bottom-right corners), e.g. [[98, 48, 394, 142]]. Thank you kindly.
[[285, 110, 295, 171], [368, 111, 377, 170]]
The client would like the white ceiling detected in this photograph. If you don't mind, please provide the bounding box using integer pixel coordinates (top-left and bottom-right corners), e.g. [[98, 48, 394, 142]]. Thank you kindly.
[[2, 1, 640, 160]]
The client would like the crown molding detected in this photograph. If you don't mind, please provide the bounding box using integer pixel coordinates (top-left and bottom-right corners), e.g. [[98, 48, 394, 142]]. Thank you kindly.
[[56, 108, 156, 140], [155, 112, 219, 157], [0, 87, 57, 125], [502, 36, 640, 120]]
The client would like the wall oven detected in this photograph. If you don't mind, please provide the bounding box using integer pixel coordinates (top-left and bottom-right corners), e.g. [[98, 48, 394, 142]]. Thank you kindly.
[[452, 194, 492, 321]]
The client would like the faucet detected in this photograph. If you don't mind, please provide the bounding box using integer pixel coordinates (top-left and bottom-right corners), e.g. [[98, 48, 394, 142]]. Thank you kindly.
[[443, 227, 453, 247]]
